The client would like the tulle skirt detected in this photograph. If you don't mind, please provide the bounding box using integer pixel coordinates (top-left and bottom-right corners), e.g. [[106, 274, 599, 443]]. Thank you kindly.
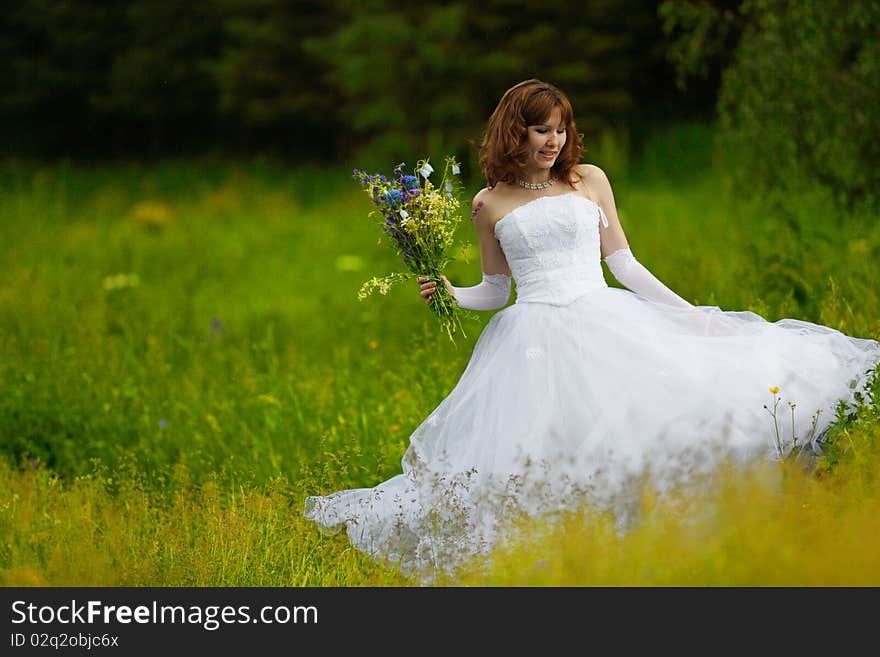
[[305, 287, 880, 580]]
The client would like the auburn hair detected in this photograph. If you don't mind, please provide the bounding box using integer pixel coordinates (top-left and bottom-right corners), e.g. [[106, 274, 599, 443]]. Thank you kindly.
[[478, 79, 585, 188]]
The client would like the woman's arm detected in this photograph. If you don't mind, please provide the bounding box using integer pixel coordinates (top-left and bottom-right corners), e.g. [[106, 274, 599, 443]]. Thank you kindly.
[[418, 190, 512, 310], [581, 164, 692, 309]]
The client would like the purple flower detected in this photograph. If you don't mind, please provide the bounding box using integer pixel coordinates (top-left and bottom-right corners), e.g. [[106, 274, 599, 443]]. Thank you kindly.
[[159, 419, 167, 429]]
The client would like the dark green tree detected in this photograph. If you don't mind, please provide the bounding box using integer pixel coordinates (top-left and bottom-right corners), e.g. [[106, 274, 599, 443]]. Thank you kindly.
[[92, 2, 224, 155], [0, 0, 128, 155], [207, 0, 341, 160], [661, 0, 880, 210]]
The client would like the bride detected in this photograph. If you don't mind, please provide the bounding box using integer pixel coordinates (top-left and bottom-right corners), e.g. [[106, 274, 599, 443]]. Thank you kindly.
[[305, 79, 880, 580]]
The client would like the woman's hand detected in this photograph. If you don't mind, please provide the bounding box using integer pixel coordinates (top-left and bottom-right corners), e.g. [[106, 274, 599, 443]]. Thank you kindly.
[[417, 275, 455, 305]]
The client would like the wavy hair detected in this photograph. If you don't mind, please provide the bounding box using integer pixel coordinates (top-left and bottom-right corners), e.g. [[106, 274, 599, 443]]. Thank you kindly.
[[478, 79, 585, 188]]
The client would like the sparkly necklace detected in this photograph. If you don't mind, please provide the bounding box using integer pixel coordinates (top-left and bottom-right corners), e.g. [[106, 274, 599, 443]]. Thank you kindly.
[[518, 177, 556, 190]]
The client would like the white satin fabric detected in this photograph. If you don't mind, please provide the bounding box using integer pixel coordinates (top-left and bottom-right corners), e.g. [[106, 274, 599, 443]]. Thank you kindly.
[[451, 272, 511, 310]]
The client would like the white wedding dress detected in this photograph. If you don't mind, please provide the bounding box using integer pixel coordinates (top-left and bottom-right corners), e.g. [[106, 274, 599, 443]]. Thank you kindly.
[[305, 192, 880, 580]]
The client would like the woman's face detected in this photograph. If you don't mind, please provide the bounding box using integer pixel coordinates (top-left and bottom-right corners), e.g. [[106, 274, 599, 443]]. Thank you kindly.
[[525, 106, 567, 174]]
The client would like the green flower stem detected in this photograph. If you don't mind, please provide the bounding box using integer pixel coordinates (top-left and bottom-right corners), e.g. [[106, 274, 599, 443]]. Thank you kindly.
[[424, 274, 466, 343]]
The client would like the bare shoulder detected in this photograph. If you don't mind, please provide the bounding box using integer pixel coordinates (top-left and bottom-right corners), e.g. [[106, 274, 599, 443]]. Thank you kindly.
[[574, 163, 612, 199], [471, 187, 492, 221], [470, 186, 499, 223], [576, 163, 610, 185], [472, 186, 491, 207]]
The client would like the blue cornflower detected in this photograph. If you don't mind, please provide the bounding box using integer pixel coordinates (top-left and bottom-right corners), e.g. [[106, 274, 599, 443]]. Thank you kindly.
[[384, 188, 403, 207], [402, 175, 419, 191]]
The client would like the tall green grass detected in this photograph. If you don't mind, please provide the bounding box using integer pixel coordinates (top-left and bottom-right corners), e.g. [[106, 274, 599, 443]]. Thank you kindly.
[[1, 124, 878, 585]]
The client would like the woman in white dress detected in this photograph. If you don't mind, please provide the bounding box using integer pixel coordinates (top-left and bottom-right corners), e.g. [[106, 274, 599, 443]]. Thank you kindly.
[[306, 79, 880, 580]]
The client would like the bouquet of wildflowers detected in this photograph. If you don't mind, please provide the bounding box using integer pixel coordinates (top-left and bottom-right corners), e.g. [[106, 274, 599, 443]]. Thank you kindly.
[[352, 156, 475, 343]]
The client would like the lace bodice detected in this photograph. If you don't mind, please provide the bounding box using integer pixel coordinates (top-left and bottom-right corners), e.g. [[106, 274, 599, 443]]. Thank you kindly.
[[493, 192, 610, 305]]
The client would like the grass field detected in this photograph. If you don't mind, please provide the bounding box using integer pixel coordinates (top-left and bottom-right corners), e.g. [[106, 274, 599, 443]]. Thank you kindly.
[[2, 124, 879, 585]]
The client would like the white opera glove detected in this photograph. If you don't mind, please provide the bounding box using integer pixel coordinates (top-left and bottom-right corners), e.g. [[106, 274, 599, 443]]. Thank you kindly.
[[450, 272, 511, 310], [604, 246, 693, 309]]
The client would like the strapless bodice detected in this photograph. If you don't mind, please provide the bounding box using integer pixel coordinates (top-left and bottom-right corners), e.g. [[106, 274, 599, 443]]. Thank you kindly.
[[493, 192, 609, 305]]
